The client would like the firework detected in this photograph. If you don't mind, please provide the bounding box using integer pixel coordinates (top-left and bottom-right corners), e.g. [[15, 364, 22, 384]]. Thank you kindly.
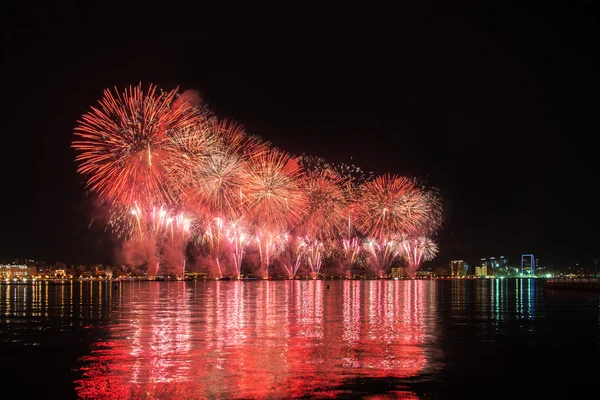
[[187, 150, 246, 219], [356, 174, 430, 240], [250, 226, 287, 279], [201, 217, 227, 278], [278, 234, 304, 279], [74, 84, 444, 278], [226, 220, 248, 279], [362, 237, 401, 277], [73, 84, 202, 210], [300, 236, 326, 279], [397, 235, 439, 275], [340, 236, 361, 271], [301, 169, 346, 241], [244, 149, 306, 230], [164, 212, 193, 277]]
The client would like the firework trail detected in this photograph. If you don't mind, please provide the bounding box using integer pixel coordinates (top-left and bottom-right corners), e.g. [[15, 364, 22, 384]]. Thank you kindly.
[[332, 161, 373, 274], [278, 234, 304, 279], [127, 204, 175, 276], [341, 236, 361, 274], [397, 235, 439, 276], [300, 237, 326, 279], [362, 237, 401, 278], [250, 226, 287, 279], [164, 212, 193, 277], [226, 221, 248, 279], [201, 217, 227, 278]]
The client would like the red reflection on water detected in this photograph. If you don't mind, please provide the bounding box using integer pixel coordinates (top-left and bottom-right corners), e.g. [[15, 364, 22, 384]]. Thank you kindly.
[[75, 280, 432, 398]]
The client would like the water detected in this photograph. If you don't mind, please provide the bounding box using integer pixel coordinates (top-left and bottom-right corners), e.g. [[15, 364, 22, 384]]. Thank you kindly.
[[1, 279, 599, 399]]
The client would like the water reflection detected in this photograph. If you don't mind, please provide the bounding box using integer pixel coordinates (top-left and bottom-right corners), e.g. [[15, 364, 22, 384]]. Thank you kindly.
[[0, 281, 111, 345], [74, 280, 438, 398], [3, 279, 600, 398]]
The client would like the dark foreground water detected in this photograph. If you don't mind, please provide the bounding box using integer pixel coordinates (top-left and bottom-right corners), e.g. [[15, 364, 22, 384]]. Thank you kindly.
[[1, 279, 599, 399]]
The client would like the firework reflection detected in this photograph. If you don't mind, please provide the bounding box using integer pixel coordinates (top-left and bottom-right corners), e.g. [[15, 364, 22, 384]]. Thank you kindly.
[[75, 281, 437, 398]]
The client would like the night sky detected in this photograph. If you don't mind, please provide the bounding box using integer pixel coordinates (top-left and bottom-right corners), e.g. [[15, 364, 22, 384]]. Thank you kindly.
[[2, 3, 598, 268]]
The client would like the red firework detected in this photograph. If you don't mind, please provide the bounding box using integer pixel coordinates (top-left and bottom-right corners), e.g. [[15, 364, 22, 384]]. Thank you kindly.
[[356, 174, 430, 240], [72, 83, 201, 209], [301, 168, 347, 241], [243, 149, 306, 230]]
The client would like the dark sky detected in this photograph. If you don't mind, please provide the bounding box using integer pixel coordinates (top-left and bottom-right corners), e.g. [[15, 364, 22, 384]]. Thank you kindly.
[[2, 2, 598, 268]]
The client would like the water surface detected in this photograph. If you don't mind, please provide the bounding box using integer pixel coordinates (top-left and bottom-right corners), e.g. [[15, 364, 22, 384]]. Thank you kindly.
[[1, 279, 599, 398]]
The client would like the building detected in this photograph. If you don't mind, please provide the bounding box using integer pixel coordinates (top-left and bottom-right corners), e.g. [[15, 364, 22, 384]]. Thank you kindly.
[[449, 260, 469, 276], [0, 264, 29, 277], [391, 267, 407, 278], [521, 254, 536, 275], [475, 265, 488, 277], [54, 269, 66, 277]]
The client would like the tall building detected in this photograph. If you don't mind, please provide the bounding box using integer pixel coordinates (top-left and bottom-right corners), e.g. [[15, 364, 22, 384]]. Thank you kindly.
[[479, 257, 497, 276], [475, 265, 488, 276], [478, 256, 509, 276], [499, 256, 507, 267], [521, 254, 536, 275], [450, 260, 469, 276]]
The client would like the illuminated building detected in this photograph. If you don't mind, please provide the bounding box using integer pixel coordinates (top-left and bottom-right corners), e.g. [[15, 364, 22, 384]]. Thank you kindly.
[[416, 270, 433, 277], [478, 256, 507, 276], [391, 267, 406, 278], [521, 254, 536, 275], [475, 265, 488, 277], [449, 260, 468, 276], [0, 264, 29, 277], [54, 269, 66, 277]]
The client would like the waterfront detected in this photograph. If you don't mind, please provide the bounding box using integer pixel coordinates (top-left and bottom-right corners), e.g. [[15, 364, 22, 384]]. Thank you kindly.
[[1, 279, 599, 399]]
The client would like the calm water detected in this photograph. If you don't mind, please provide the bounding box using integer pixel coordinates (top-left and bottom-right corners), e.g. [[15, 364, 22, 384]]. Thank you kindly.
[[1, 279, 599, 399]]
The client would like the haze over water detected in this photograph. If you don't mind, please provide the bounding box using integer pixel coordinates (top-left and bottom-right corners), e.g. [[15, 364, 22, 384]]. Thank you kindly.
[[1, 279, 599, 399]]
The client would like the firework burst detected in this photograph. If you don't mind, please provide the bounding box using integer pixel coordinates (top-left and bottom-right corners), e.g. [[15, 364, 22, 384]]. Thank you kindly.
[[301, 169, 346, 241], [244, 149, 306, 230], [73, 84, 201, 210], [356, 174, 430, 240]]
